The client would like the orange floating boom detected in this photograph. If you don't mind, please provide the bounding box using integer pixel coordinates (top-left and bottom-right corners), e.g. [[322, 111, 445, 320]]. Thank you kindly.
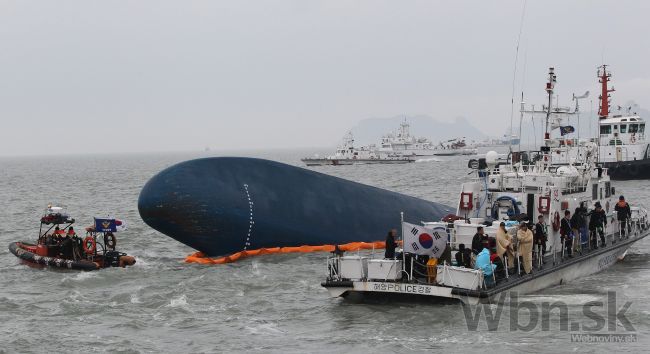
[[185, 241, 386, 265]]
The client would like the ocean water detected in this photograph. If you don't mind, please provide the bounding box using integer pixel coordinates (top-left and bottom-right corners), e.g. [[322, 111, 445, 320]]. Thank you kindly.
[[1, 150, 649, 353]]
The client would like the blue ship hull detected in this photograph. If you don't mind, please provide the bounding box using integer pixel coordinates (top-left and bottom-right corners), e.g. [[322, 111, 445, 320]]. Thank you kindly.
[[138, 157, 452, 257]]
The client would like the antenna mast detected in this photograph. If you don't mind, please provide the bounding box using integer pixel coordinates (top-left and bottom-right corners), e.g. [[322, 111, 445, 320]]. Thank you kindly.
[[544, 67, 557, 140], [572, 91, 590, 141], [598, 65, 615, 119]]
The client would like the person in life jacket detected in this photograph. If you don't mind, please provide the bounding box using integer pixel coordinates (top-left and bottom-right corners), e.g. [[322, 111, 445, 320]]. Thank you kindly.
[[517, 223, 534, 274], [54, 226, 66, 239], [560, 210, 573, 257], [588, 202, 607, 248], [496, 222, 514, 271], [614, 195, 632, 236], [66, 226, 76, 237], [59, 231, 74, 259], [534, 215, 548, 264]]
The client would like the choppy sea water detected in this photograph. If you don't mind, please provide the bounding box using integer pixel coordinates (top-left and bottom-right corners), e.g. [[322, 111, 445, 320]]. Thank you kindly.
[[1, 149, 649, 353]]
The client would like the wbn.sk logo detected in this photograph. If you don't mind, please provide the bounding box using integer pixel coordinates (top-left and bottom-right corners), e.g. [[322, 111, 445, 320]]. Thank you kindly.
[[462, 291, 635, 333]]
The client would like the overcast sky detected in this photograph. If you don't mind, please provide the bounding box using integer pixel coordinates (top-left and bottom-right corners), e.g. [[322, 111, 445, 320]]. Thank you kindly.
[[1, 0, 649, 156]]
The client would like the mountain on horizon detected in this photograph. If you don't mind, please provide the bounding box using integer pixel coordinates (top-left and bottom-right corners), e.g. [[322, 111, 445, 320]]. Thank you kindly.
[[348, 115, 487, 146]]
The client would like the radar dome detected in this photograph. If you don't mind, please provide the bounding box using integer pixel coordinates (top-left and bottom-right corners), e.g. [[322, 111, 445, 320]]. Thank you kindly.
[[486, 151, 499, 169]]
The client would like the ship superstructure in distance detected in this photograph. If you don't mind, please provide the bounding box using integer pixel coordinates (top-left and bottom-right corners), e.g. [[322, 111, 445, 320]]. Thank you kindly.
[[378, 120, 477, 157], [301, 132, 415, 166]]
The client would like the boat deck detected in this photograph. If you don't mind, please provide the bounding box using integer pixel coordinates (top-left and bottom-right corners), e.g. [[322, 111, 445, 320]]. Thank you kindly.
[[453, 232, 645, 299], [322, 230, 648, 302]]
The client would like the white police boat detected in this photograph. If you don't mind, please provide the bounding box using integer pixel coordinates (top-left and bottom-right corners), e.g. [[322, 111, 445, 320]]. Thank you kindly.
[[321, 67, 650, 304]]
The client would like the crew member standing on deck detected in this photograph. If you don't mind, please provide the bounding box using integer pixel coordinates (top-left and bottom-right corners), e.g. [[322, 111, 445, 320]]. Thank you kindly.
[[615, 196, 632, 236], [384, 229, 397, 259], [589, 202, 608, 248], [455, 244, 472, 268], [560, 210, 573, 257], [517, 223, 534, 274], [570, 207, 583, 253], [471, 226, 489, 255], [534, 215, 548, 263]]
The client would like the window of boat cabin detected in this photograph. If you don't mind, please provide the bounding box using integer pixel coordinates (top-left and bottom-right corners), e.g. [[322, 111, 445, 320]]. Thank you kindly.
[[620, 124, 627, 133], [600, 125, 612, 134], [629, 124, 639, 133], [605, 182, 611, 198], [641, 124, 646, 133], [592, 184, 598, 200]]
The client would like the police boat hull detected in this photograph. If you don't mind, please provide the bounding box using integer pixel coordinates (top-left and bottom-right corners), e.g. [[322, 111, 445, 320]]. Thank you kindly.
[[9, 242, 136, 271], [322, 233, 647, 305], [9, 242, 101, 271]]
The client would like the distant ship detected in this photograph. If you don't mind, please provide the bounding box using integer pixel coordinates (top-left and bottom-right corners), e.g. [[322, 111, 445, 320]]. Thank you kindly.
[[593, 65, 649, 180], [378, 121, 477, 157], [431, 137, 479, 156], [302, 120, 478, 166], [301, 132, 415, 166], [476, 134, 520, 147]]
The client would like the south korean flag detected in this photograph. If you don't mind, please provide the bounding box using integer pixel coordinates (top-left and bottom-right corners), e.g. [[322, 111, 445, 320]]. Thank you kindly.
[[402, 222, 447, 258]]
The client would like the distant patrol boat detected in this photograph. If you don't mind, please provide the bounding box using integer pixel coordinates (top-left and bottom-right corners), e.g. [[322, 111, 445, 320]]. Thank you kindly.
[[322, 67, 650, 304], [378, 120, 477, 157], [301, 132, 415, 166]]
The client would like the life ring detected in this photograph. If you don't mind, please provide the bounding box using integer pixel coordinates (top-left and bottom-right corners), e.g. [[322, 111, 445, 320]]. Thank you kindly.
[[104, 233, 116, 250], [83, 236, 96, 255], [552, 211, 561, 232]]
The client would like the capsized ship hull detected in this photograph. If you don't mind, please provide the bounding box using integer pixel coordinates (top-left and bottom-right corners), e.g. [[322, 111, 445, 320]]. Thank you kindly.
[[138, 157, 453, 257]]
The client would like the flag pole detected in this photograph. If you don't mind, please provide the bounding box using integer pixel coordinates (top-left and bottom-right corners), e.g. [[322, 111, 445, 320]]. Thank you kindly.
[[401, 212, 406, 279]]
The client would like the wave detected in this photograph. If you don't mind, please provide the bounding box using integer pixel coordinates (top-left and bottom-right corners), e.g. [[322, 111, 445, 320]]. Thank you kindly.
[[415, 157, 443, 163]]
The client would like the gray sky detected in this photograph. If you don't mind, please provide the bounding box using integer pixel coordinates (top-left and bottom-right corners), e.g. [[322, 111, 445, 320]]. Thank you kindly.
[[1, 0, 649, 156]]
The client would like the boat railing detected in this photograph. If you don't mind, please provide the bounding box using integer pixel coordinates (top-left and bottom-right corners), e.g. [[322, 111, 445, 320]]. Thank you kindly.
[[326, 257, 341, 281], [325, 215, 648, 289], [483, 164, 592, 191]]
